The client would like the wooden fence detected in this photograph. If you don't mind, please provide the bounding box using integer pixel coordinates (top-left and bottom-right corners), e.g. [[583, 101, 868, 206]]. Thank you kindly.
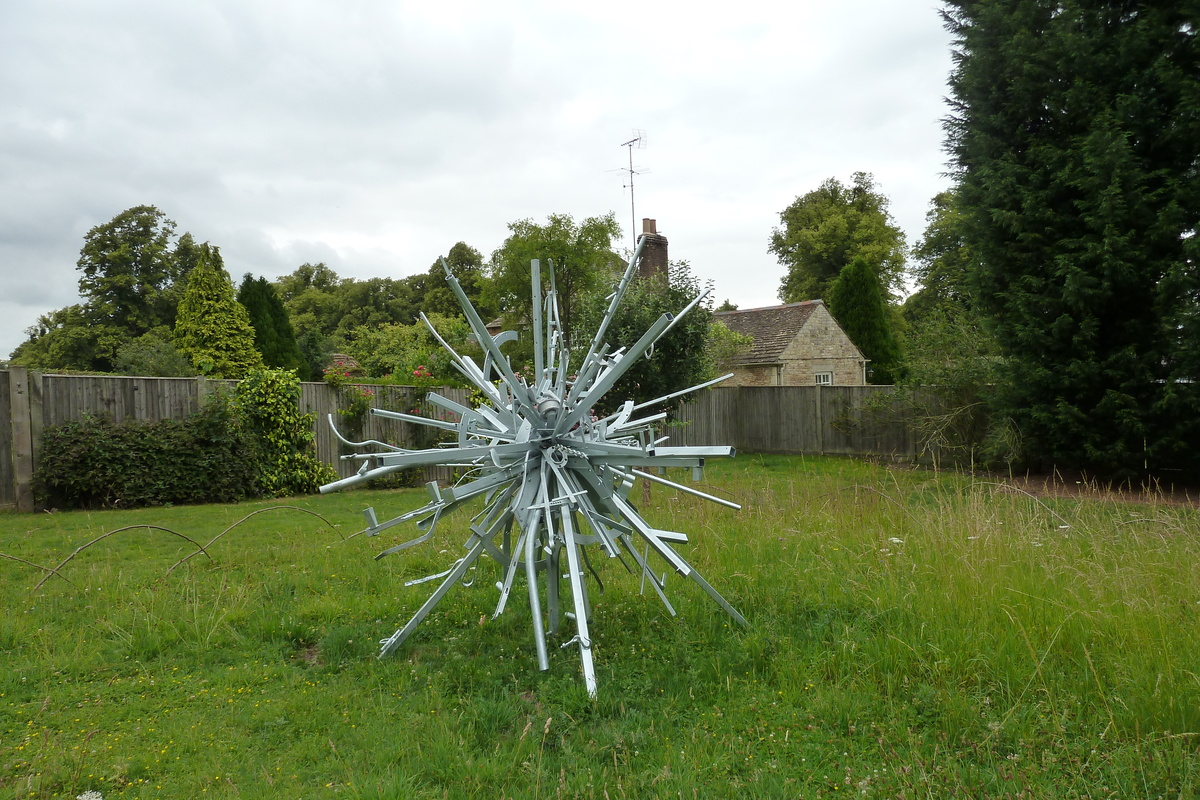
[[1, 370, 916, 511], [670, 385, 916, 456]]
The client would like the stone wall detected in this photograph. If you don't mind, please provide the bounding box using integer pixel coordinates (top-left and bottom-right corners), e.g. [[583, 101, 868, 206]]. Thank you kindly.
[[778, 304, 866, 385]]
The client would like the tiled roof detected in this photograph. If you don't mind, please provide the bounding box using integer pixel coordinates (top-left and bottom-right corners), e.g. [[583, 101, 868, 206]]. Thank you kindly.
[[714, 301, 823, 364]]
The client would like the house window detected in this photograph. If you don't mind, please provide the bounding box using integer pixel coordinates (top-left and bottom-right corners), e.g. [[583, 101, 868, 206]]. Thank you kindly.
[[815, 371, 833, 386]]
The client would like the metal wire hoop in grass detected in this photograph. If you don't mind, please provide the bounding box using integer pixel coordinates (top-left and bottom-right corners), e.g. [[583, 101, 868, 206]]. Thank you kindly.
[[33, 525, 215, 592], [165, 505, 342, 576], [1, 551, 78, 590], [22, 506, 341, 591]]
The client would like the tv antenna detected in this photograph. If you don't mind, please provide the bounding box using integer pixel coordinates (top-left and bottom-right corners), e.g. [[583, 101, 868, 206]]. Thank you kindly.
[[618, 130, 647, 249]]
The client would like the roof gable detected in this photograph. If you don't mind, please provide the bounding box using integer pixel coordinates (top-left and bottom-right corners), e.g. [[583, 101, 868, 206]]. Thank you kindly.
[[714, 301, 823, 364]]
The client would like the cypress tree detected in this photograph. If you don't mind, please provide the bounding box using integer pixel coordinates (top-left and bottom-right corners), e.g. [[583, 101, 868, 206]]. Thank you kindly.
[[945, 1, 1200, 476], [174, 245, 264, 379], [827, 257, 902, 384], [238, 275, 308, 379]]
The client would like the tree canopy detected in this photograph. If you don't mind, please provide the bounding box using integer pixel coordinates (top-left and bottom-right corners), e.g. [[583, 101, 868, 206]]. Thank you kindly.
[[902, 190, 975, 325], [76, 205, 190, 334], [422, 242, 490, 319], [11, 206, 197, 373], [576, 261, 715, 415], [770, 173, 907, 304], [486, 213, 623, 348], [946, 0, 1200, 477]]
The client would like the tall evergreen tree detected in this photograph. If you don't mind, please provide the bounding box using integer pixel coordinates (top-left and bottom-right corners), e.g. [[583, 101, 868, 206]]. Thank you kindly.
[[827, 257, 902, 384], [237, 275, 309, 378], [945, 2, 1200, 476], [174, 245, 263, 378]]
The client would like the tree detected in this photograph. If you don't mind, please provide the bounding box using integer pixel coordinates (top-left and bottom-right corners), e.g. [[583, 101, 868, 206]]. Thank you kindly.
[[237, 275, 308, 378], [344, 314, 474, 384], [770, 173, 907, 303], [333, 277, 420, 338], [423, 242, 490, 319], [11, 206, 197, 372], [487, 213, 624, 347], [76, 205, 191, 334], [706, 318, 754, 374], [827, 257, 902, 384], [945, 1, 1200, 477], [174, 245, 263, 378], [903, 190, 976, 325], [897, 192, 1000, 464], [576, 261, 715, 415], [10, 305, 123, 372], [113, 329, 197, 377]]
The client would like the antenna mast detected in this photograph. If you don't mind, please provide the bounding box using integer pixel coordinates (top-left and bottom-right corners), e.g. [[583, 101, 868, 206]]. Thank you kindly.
[[619, 130, 646, 249]]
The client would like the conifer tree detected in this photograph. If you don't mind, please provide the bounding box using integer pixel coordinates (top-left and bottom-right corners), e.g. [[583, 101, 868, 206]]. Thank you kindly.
[[827, 257, 902, 384], [946, 2, 1200, 476], [237, 275, 308, 379], [174, 245, 263, 378]]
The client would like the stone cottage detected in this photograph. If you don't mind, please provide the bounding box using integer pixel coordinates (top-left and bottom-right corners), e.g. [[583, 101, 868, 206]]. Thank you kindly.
[[714, 301, 867, 386]]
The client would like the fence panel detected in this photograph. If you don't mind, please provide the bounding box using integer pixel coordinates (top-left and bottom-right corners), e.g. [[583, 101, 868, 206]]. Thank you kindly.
[[820, 385, 914, 458]]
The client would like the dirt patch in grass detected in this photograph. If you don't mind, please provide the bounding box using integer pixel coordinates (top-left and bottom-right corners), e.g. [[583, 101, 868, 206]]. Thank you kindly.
[[298, 643, 322, 666]]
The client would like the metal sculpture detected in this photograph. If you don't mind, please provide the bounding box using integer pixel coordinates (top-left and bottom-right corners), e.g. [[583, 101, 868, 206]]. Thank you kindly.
[[320, 240, 747, 696]]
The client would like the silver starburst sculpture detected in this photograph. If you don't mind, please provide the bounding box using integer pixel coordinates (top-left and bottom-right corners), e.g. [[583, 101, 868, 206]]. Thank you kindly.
[[320, 240, 747, 696]]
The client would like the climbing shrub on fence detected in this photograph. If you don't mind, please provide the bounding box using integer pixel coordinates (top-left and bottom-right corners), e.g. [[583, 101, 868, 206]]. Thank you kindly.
[[35, 369, 335, 509], [235, 368, 336, 497]]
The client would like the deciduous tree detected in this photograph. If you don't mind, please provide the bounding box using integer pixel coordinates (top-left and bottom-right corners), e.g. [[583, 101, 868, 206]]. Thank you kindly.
[[11, 206, 198, 372], [903, 190, 975, 325], [487, 213, 623, 347], [770, 173, 907, 303], [423, 242, 491, 319], [76, 205, 191, 334], [577, 261, 715, 414]]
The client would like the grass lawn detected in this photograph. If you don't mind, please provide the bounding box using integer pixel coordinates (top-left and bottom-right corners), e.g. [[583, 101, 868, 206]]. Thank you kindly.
[[2, 454, 1199, 799]]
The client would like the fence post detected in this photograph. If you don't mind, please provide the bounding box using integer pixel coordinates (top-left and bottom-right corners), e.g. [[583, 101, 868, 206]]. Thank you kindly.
[[195, 375, 208, 411], [9, 366, 40, 512], [815, 383, 824, 455]]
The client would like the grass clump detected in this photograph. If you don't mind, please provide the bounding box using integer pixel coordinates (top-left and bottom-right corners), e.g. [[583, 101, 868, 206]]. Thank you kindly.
[[1, 454, 1198, 798]]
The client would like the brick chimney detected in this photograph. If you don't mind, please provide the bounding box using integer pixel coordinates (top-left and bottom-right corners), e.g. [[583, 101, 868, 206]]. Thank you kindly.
[[636, 218, 668, 282]]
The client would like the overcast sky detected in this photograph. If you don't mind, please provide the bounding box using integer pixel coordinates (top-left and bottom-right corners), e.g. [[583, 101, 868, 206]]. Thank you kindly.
[[0, 0, 956, 360]]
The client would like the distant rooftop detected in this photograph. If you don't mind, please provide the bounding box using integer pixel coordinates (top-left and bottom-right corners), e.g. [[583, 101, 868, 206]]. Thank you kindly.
[[714, 301, 824, 364]]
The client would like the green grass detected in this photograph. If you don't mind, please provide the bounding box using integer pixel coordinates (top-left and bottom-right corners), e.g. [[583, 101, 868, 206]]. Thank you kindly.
[[2, 454, 1199, 798]]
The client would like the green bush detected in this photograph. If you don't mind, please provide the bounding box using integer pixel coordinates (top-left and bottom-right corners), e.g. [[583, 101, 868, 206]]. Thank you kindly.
[[35, 369, 336, 509], [35, 389, 259, 509]]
